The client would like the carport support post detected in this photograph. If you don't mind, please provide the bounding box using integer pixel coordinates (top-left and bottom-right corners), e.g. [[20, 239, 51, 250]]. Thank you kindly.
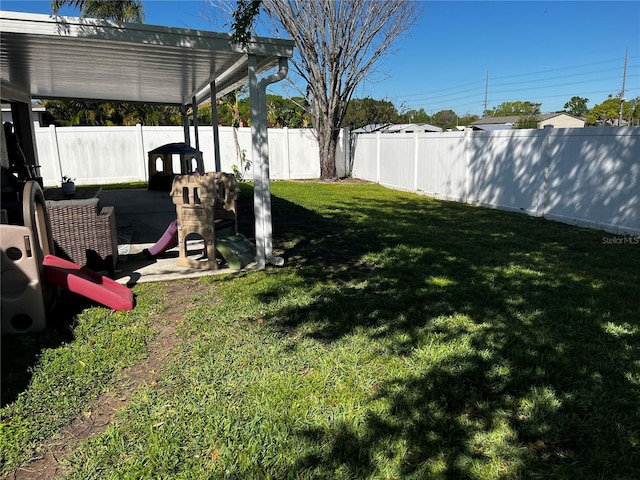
[[248, 54, 288, 269], [210, 81, 221, 172], [248, 54, 267, 269], [180, 105, 190, 146], [192, 96, 200, 153], [10, 101, 39, 176]]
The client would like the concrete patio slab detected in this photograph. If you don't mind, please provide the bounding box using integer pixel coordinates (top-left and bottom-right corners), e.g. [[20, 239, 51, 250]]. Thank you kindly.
[[98, 189, 257, 285]]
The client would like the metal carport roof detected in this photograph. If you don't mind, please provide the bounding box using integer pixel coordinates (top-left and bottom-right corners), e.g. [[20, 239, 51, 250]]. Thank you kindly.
[[0, 10, 294, 105], [1, 10, 295, 270]]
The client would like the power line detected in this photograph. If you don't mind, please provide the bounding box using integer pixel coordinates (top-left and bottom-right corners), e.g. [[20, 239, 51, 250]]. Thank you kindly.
[[398, 79, 485, 98], [400, 72, 639, 111], [390, 54, 640, 114], [402, 72, 637, 106], [398, 67, 639, 106], [490, 74, 639, 96], [484, 72, 489, 115], [618, 47, 629, 126], [489, 55, 638, 80], [490, 66, 636, 88], [403, 85, 640, 116], [394, 55, 638, 102]]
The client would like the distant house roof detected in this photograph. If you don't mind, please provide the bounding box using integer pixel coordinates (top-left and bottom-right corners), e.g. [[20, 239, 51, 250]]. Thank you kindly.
[[470, 113, 585, 130], [351, 123, 392, 133], [471, 123, 515, 131], [352, 123, 442, 134], [471, 116, 520, 126], [384, 123, 442, 133], [539, 113, 585, 122]]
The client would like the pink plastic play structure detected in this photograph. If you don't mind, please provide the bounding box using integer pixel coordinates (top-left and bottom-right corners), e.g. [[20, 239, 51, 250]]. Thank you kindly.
[[43, 255, 134, 312], [1, 181, 133, 334]]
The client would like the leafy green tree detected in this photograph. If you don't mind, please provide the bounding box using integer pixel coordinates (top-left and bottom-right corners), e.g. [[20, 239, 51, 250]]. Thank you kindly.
[[42, 100, 102, 126], [230, 0, 261, 46], [515, 114, 539, 129], [588, 95, 637, 126], [215, 92, 311, 128], [619, 97, 637, 126], [342, 98, 399, 130], [587, 96, 622, 126], [563, 96, 589, 118], [265, 95, 312, 128], [42, 99, 181, 126], [432, 109, 457, 129], [486, 101, 541, 117], [486, 101, 541, 129], [288, 97, 313, 128], [457, 113, 479, 127], [51, 0, 144, 22], [487, 101, 537, 117], [216, 89, 251, 127], [629, 97, 640, 127], [149, 106, 182, 126], [397, 107, 431, 124], [196, 104, 214, 126]]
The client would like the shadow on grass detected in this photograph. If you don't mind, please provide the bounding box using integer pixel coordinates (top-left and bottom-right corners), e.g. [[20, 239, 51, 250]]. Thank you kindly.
[[1, 185, 257, 407], [264, 184, 640, 478], [1, 291, 91, 406]]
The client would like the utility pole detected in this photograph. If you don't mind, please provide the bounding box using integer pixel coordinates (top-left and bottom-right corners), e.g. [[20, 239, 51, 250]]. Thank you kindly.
[[618, 47, 628, 127], [483, 72, 489, 116]]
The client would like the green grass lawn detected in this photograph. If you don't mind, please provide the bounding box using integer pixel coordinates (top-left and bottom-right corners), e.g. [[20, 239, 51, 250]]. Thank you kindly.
[[2, 181, 639, 478]]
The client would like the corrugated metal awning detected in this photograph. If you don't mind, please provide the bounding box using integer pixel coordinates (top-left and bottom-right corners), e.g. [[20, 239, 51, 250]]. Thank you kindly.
[[0, 11, 294, 105]]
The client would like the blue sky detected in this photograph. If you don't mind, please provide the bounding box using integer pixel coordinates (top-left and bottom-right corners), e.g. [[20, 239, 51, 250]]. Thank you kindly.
[[3, 1, 639, 116]]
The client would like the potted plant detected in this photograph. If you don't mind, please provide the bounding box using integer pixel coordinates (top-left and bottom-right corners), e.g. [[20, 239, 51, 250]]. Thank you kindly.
[[61, 175, 76, 195]]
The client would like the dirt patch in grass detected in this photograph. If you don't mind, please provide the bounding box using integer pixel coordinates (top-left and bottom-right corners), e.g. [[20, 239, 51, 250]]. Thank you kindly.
[[8, 279, 199, 479]]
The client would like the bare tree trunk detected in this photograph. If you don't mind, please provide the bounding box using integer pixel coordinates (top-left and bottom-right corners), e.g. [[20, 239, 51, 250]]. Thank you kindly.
[[316, 122, 338, 179], [261, 0, 420, 180]]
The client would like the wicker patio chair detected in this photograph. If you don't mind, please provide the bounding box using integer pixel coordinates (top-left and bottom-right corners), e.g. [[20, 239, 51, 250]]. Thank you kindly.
[[45, 198, 118, 276]]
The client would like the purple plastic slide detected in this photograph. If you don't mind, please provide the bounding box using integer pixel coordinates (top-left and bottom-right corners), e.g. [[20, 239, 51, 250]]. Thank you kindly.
[[147, 220, 179, 257]]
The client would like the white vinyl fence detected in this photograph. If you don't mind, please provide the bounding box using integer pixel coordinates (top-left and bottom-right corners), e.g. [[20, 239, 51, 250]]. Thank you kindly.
[[351, 127, 640, 235], [35, 125, 350, 186], [35, 124, 639, 234]]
